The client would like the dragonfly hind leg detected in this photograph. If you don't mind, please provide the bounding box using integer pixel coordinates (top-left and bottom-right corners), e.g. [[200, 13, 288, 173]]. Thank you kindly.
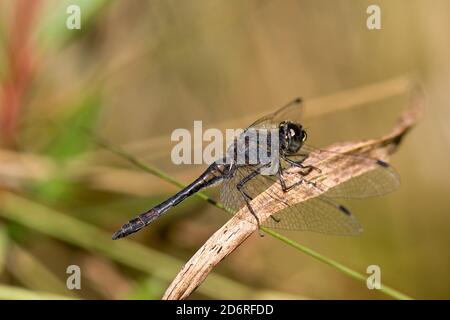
[[236, 169, 266, 236], [270, 214, 281, 223]]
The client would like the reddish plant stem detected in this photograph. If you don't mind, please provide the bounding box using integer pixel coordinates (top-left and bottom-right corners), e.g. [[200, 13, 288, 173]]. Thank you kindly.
[[0, 0, 41, 147]]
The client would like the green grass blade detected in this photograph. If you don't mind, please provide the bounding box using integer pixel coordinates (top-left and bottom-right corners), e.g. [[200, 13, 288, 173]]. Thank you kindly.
[[0, 225, 8, 274], [262, 227, 412, 300], [0, 284, 75, 300]]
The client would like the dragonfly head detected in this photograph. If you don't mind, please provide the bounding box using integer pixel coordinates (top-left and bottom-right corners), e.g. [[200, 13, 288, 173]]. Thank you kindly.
[[279, 121, 307, 155]]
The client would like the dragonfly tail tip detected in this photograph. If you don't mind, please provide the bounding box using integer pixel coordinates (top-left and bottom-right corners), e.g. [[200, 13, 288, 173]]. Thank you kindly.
[[112, 229, 125, 240]]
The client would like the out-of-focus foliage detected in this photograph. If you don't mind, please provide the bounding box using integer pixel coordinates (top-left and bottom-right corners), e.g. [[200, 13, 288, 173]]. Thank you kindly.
[[0, 0, 449, 299]]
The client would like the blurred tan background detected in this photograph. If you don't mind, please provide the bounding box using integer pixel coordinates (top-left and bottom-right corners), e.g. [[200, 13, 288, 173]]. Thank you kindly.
[[0, 0, 449, 299]]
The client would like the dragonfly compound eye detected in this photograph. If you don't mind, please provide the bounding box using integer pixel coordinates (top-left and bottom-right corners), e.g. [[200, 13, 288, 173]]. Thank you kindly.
[[284, 122, 304, 154]]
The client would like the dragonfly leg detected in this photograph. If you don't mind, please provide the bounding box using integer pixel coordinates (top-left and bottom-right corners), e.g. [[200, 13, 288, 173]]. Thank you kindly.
[[270, 214, 281, 223], [236, 169, 266, 236], [283, 156, 322, 174], [255, 169, 286, 225], [277, 165, 288, 191], [278, 164, 307, 192]]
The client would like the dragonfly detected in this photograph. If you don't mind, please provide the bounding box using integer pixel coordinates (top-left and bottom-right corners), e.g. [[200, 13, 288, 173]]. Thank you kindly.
[[112, 98, 400, 240]]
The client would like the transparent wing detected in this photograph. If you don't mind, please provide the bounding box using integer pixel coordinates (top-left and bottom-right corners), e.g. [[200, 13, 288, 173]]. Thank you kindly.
[[220, 154, 308, 213], [262, 196, 363, 235], [300, 144, 400, 199], [324, 164, 400, 199], [247, 98, 304, 130], [220, 165, 279, 212], [220, 163, 362, 236]]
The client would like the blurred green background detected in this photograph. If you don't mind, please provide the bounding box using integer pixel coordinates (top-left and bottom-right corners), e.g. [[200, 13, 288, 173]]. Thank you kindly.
[[0, 0, 449, 299]]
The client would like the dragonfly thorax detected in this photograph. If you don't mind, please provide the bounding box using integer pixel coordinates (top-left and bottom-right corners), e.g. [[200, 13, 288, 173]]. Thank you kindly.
[[279, 121, 307, 155]]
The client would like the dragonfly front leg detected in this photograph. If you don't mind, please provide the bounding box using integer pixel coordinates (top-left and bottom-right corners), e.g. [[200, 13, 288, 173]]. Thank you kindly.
[[276, 154, 323, 192], [283, 155, 322, 175]]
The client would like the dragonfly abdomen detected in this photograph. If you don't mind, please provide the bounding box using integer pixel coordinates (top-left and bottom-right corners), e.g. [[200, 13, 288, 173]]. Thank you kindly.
[[112, 163, 228, 239]]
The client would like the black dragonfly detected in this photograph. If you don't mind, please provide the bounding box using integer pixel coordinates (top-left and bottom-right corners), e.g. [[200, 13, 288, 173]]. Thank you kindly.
[[112, 98, 399, 240]]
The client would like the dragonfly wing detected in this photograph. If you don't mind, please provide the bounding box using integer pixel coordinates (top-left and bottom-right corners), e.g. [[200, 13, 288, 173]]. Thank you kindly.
[[220, 165, 279, 212], [220, 162, 362, 235], [262, 196, 363, 235], [247, 98, 304, 130], [324, 164, 400, 199], [220, 154, 307, 213], [300, 144, 400, 199]]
